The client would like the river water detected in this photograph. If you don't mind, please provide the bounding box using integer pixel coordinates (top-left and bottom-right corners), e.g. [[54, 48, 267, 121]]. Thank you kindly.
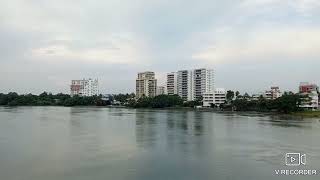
[[1, 106, 320, 180]]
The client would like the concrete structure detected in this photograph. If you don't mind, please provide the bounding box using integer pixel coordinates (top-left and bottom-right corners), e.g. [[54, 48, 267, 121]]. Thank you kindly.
[[193, 68, 214, 101], [136, 71, 157, 98], [264, 86, 282, 100], [177, 70, 193, 101], [70, 78, 99, 96], [300, 91, 319, 110], [166, 72, 178, 95], [252, 94, 263, 101], [299, 82, 319, 93], [299, 82, 319, 110], [203, 88, 226, 107], [156, 86, 165, 96], [203, 92, 214, 107], [175, 68, 214, 101], [214, 88, 226, 106]]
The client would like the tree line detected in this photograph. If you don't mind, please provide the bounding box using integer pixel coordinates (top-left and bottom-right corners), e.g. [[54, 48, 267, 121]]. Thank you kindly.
[[222, 91, 308, 113], [0, 91, 312, 113], [0, 92, 100, 106]]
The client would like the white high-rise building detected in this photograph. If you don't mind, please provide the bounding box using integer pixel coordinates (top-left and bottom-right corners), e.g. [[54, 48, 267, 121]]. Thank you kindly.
[[70, 78, 99, 97], [177, 70, 193, 101], [166, 72, 178, 95], [193, 68, 214, 101], [174, 68, 214, 101], [136, 71, 157, 98]]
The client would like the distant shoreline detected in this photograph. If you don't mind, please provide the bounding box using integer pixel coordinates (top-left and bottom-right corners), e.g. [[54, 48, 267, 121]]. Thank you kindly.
[[2, 105, 319, 118]]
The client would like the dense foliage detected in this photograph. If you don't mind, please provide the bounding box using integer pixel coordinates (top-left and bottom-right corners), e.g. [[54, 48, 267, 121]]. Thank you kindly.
[[0, 91, 310, 113], [222, 92, 304, 113], [113, 93, 135, 104], [0, 92, 100, 106], [128, 95, 183, 108]]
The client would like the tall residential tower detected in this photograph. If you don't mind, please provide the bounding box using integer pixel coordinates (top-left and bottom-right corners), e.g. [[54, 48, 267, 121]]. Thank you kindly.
[[174, 68, 214, 101], [193, 68, 214, 101], [177, 70, 193, 101], [166, 72, 178, 95], [136, 71, 157, 98]]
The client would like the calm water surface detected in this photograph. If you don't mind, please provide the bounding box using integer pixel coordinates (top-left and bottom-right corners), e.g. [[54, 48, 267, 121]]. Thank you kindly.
[[1, 106, 320, 180]]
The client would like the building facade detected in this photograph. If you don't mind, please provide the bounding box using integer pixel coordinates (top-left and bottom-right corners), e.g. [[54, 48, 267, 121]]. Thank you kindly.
[[193, 68, 214, 101], [299, 82, 319, 93], [264, 86, 282, 100], [299, 82, 319, 109], [136, 71, 157, 98], [70, 78, 99, 97], [174, 68, 215, 101], [203, 88, 226, 107], [202, 92, 214, 107], [166, 72, 178, 95], [214, 88, 226, 106], [177, 70, 193, 101]]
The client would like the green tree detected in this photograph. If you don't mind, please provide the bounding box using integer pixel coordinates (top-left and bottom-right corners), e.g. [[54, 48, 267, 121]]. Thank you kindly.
[[235, 91, 240, 98], [226, 90, 235, 102]]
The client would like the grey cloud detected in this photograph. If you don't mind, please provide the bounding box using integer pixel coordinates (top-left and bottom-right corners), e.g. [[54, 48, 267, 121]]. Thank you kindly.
[[0, 0, 319, 94]]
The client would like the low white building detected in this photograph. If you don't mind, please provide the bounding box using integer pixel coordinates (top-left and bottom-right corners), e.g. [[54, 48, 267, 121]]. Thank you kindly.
[[264, 86, 282, 100], [300, 91, 319, 110], [203, 88, 226, 107], [214, 88, 227, 106], [298, 82, 319, 110], [252, 93, 263, 101], [203, 92, 214, 107], [70, 78, 99, 97]]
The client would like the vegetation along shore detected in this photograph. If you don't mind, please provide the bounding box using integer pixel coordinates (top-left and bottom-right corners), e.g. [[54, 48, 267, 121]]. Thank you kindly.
[[1, 91, 318, 116]]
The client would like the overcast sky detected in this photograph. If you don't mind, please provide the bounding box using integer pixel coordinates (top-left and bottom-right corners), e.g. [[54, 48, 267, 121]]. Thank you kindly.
[[1, 0, 319, 95]]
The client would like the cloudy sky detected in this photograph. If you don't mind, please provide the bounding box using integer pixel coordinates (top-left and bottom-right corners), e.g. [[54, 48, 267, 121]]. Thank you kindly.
[[1, 0, 319, 94]]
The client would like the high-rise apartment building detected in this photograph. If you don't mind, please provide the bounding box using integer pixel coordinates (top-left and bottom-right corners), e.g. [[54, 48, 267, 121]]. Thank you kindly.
[[166, 72, 178, 95], [175, 68, 214, 101], [136, 71, 157, 98], [177, 70, 193, 101], [70, 78, 99, 96], [193, 68, 214, 100]]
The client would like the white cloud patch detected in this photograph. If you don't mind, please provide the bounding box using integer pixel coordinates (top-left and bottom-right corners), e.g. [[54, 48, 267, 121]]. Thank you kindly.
[[241, 0, 320, 16], [1, 0, 320, 93], [31, 34, 146, 64], [192, 27, 320, 64]]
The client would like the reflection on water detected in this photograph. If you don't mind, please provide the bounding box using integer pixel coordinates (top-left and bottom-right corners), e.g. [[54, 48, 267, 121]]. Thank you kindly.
[[0, 107, 320, 180], [258, 114, 314, 128]]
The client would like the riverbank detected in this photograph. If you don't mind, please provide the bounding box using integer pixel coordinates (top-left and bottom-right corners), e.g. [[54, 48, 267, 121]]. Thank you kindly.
[[2, 104, 320, 118], [291, 111, 320, 118]]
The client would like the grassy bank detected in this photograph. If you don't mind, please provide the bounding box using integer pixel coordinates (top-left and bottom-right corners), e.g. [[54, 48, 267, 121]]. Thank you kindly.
[[291, 111, 320, 118]]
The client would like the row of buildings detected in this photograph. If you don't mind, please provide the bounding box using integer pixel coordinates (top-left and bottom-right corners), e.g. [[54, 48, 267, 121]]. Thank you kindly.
[[251, 86, 282, 100], [68, 74, 319, 110], [135, 69, 226, 107], [245, 83, 319, 110]]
